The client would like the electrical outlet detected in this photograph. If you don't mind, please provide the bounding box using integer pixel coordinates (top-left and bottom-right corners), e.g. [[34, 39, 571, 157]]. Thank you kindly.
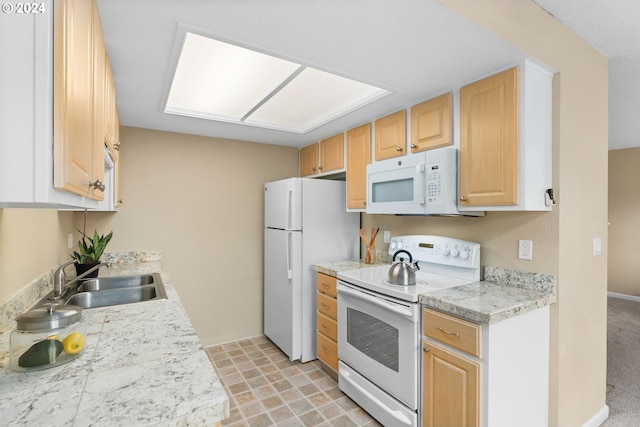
[[518, 240, 533, 260], [67, 233, 74, 249], [383, 230, 391, 243]]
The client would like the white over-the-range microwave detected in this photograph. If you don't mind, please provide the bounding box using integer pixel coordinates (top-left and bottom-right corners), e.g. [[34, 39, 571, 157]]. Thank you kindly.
[[366, 147, 484, 216]]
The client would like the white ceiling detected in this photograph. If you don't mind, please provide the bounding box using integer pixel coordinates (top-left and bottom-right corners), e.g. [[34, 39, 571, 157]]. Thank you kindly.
[[532, 0, 640, 150], [96, 0, 634, 150]]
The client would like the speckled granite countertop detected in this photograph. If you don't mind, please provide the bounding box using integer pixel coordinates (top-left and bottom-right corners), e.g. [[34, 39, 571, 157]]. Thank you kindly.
[[314, 262, 556, 324], [0, 253, 229, 426]]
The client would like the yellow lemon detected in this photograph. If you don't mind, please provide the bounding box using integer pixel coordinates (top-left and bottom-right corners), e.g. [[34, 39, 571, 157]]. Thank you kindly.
[[62, 332, 85, 354]]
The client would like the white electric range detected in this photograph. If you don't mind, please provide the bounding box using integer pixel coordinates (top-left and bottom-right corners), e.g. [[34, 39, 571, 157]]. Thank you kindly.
[[336, 235, 481, 427]]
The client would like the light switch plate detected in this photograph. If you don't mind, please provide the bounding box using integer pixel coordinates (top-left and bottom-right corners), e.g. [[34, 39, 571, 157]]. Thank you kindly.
[[594, 237, 602, 256]]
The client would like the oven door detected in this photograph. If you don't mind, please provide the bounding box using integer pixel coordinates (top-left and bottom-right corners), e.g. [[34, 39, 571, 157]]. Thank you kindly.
[[337, 281, 420, 410]]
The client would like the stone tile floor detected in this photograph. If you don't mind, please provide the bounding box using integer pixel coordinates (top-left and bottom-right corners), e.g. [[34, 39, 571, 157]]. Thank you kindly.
[[206, 336, 382, 427]]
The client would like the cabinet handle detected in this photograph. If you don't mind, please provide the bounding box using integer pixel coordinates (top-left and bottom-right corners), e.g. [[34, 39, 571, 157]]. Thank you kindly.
[[438, 327, 460, 337], [321, 324, 330, 331], [321, 282, 330, 288], [395, 146, 403, 152], [460, 195, 467, 201], [322, 345, 330, 352], [321, 303, 331, 309], [423, 347, 430, 353], [89, 179, 105, 192], [410, 144, 417, 149]]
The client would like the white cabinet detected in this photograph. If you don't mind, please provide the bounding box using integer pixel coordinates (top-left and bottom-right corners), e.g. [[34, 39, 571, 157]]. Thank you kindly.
[[421, 306, 550, 427]]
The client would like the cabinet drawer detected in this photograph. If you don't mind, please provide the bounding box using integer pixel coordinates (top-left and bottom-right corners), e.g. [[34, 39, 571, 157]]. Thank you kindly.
[[317, 311, 337, 341], [317, 292, 337, 319], [317, 332, 338, 371], [316, 273, 337, 297], [423, 308, 481, 357]]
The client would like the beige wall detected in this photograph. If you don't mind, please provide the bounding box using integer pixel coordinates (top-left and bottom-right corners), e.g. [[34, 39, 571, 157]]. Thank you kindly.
[[78, 127, 299, 346], [608, 148, 640, 295], [433, 1, 609, 426], [0, 209, 73, 304]]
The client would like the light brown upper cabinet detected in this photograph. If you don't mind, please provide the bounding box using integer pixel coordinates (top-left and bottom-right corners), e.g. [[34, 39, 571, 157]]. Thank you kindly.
[[459, 67, 518, 206], [458, 61, 552, 211], [346, 123, 371, 210], [374, 110, 406, 160], [319, 133, 344, 173], [54, 0, 104, 199], [299, 133, 345, 177], [300, 142, 320, 176], [410, 92, 453, 153]]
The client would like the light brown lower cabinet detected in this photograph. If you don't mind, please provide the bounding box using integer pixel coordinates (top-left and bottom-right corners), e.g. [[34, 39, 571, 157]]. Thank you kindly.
[[316, 272, 338, 372], [422, 340, 480, 427]]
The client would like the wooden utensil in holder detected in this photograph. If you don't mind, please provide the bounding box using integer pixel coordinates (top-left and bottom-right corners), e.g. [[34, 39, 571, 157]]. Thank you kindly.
[[361, 228, 379, 264]]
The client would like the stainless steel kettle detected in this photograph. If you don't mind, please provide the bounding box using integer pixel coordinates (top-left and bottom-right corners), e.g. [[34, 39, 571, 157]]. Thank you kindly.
[[388, 250, 420, 285]]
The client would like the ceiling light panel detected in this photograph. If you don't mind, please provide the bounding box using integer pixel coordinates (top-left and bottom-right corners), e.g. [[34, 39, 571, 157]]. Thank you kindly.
[[246, 67, 389, 132], [166, 33, 300, 120], [164, 32, 389, 133]]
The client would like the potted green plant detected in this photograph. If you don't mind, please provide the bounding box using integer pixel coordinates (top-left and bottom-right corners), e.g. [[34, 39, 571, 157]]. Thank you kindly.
[[72, 230, 113, 278]]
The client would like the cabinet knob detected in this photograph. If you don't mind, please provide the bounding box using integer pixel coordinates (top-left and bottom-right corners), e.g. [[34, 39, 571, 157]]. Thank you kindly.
[[118, 199, 124, 205], [410, 144, 417, 149], [363, 201, 366, 206], [89, 179, 105, 192], [318, 165, 323, 170], [423, 347, 430, 353], [114, 142, 121, 151], [395, 146, 403, 152], [312, 167, 317, 172], [460, 195, 467, 201]]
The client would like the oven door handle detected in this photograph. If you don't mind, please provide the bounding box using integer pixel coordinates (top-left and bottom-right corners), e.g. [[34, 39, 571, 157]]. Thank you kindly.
[[338, 284, 416, 320], [341, 366, 414, 426]]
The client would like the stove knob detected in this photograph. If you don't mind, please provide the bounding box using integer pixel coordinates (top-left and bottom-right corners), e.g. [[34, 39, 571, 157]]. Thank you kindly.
[[397, 242, 403, 249], [450, 248, 459, 258], [390, 242, 397, 250], [460, 250, 469, 260]]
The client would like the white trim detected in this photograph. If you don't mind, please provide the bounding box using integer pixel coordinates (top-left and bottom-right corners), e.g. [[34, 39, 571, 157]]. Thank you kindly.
[[608, 291, 640, 303], [581, 405, 609, 427]]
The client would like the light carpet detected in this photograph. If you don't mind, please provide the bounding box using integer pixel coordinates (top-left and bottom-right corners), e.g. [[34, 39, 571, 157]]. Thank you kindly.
[[602, 296, 640, 426]]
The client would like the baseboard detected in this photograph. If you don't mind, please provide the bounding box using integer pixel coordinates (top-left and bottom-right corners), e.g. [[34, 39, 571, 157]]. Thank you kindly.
[[582, 404, 609, 427], [608, 291, 640, 302]]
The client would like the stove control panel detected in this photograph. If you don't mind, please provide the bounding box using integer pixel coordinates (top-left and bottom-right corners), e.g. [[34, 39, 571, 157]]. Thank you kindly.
[[388, 235, 480, 269]]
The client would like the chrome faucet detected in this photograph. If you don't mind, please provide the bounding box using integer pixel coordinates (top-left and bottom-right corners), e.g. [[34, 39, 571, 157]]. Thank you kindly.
[[52, 260, 111, 300]]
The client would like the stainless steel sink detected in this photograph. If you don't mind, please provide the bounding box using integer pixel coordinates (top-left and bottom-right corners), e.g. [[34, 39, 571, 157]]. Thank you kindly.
[[34, 273, 168, 310], [66, 285, 162, 309], [77, 274, 156, 292]]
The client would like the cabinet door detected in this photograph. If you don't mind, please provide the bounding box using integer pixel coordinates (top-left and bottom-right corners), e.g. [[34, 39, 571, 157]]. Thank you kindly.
[[411, 92, 452, 152], [346, 123, 371, 210], [459, 67, 519, 206], [319, 133, 344, 173], [114, 110, 123, 208], [90, 3, 105, 201], [374, 110, 406, 160], [300, 143, 319, 176], [105, 57, 116, 152], [422, 341, 480, 427], [53, 0, 95, 198]]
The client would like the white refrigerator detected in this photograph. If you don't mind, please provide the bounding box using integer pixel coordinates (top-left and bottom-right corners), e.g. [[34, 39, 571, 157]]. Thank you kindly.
[[264, 177, 359, 362]]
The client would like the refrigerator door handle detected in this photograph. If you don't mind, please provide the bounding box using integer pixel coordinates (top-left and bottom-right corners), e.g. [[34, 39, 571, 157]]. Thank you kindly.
[[286, 182, 293, 230], [286, 231, 293, 279]]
